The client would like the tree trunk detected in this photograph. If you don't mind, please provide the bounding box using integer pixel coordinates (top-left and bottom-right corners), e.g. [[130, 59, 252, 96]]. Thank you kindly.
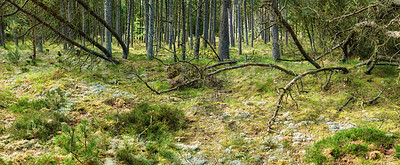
[[144, 0, 149, 50], [228, 5, 234, 47], [116, 0, 121, 36], [104, 0, 112, 57], [60, 0, 68, 50], [168, 0, 173, 50], [194, 0, 202, 59], [237, 0, 242, 55], [250, 0, 253, 47], [67, 0, 74, 50], [270, 0, 280, 61], [123, 0, 133, 59], [219, 0, 230, 61], [244, 0, 248, 46], [147, 0, 155, 60], [82, 6, 86, 47], [203, 0, 209, 48], [181, 0, 186, 60], [212, 0, 216, 47], [189, 0, 193, 49]]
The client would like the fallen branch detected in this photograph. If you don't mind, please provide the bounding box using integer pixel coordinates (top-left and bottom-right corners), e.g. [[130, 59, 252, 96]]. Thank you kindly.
[[337, 96, 355, 112], [267, 67, 349, 132], [267, 0, 321, 69], [207, 63, 298, 77], [362, 89, 384, 107]]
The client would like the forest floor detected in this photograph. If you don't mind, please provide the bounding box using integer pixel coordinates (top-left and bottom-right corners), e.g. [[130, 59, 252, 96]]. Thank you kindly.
[[0, 42, 400, 164]]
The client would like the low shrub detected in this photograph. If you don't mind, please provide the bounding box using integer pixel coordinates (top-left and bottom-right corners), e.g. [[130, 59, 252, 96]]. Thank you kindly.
[[9, 111, 69, 141], [306, 127, 398, 164], [118, 102, 186, 140]]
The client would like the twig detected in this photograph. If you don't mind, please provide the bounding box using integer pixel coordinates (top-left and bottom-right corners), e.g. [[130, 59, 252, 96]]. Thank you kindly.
[[337, 96, 355, 112], [323, 71, 333, 91]]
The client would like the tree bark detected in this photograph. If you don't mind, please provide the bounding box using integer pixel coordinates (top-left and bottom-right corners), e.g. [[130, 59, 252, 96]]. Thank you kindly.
[[203, 0, 209, 48], [104, 0, 112, 57], [228, 4, 235, 47], [250, 0, 253, 47], [237, 0, 242, 55], [270, 0, 280, 61], [147, 0, 155, 60], [194, 0, 202, 59], [244, 0, 248, 46], [219, 0, 230, 61], [123, 0, 133, 59], [60, 0, 68, 50], [181, 0, 186, 60], [67, 0, 74, 50], [82, 5, 85, 47]]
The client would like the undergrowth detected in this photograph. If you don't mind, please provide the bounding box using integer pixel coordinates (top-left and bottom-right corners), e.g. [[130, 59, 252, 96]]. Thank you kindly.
[[306, 127, 399, 164]]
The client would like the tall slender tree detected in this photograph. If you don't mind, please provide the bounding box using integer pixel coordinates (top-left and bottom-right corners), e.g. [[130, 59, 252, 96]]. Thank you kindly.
[[60, 0, 67, 50], [105, 0, 112, 57], [219, 0, 230, 61], [237, 0, 242, 55], [228, 3, 234, 47], [250, 0, 253, 47], [147, 0, 155, 60], [194, 0, 202, 59], [244, 0, 248, 46], [270, 0, 280, 60], [123, 0, 134, 59], [181, 0, 186, 60], [203, 0, 209, 48]]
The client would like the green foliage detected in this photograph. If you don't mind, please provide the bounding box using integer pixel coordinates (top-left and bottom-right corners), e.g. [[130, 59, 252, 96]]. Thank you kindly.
[[0, 89, 15, 109], [54, 120, 100, 164], [9, 111, 69, 141], [395, 145, 400, 159], [306, 127, 398, 164], [8, 88, 66, 113], [3, 48, 21, 65], [118, 102, 186, 140]]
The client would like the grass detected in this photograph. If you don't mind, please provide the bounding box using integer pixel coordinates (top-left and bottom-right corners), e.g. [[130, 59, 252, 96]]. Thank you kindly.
[[306, 127, 398, 164]]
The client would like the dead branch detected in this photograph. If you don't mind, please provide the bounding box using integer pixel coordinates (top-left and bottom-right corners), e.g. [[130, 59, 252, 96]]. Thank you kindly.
[[0, 0, 29, 17], [328, 3, 379, 23], [323, 71, 333, 91], [267, 0, 321, 69], [205, 61, 238, 70], [207, 63, 298, 77], [16, 22, 42, 39], [5, 0, 119, 64], [337, 96, 355, 112], [362, 90, 384, 107], [267, 67, 349, 133], [74, 0, 128, 58]]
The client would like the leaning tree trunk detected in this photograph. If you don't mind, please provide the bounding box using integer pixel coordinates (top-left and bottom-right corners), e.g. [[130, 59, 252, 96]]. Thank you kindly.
[[270, 0, 280, 61], [104, 0, 112, 57], [203, 0, 209, 48], [147, 0, 155, 60], [219, 0, 230, 61], [194, 0, 202, 59]]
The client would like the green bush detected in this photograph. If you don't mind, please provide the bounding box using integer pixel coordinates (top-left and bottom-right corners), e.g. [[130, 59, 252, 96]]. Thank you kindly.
[[306, 127, 398, 165], [9, 111, 69, 141], [118, 102, 186, 140]]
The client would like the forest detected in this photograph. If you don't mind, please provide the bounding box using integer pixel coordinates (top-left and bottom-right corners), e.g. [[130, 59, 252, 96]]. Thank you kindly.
[[0, 0, 400, 164]]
